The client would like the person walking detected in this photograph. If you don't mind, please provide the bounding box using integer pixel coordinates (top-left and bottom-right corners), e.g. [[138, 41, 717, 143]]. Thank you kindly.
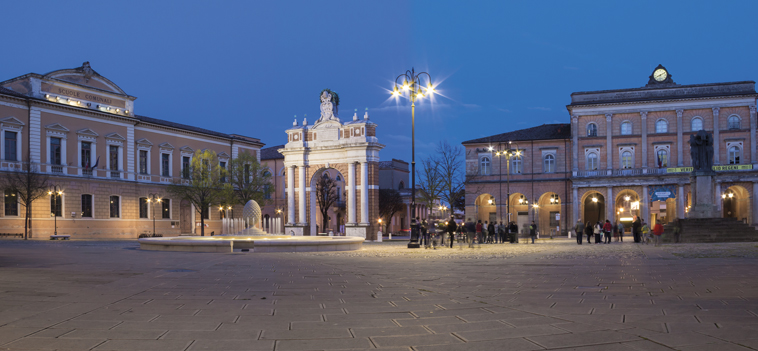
[[487, 221, 495, 244], [617, 221, 624, 242], [641, 220, 650, 244], [475, 220, 483, 245], [585, 221, 593, 244], [465, 218, 476, 247], [529, 221, 537, 244], [422, 219, 430, 249], [653, 220, 664, 247], [497, 221, 505, 244], [632, 216, 641, 243], [575, 219, 584, 245], [447, 216, 457, 249], [603, 220, 612, 244]]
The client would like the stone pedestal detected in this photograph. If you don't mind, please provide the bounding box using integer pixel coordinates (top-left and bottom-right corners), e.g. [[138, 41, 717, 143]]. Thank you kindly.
[[689, 171, 718, 218], [285, 224, 309, 236], [345, 224, 369, 239]]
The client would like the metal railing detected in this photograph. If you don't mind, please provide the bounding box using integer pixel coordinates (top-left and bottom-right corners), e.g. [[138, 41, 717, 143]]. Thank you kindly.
[[110, 170, 121, 179], [51, 165, 63, 173]]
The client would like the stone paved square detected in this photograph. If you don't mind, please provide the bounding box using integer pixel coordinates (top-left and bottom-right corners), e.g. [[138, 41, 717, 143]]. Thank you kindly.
[[1, 239, 758, 350]]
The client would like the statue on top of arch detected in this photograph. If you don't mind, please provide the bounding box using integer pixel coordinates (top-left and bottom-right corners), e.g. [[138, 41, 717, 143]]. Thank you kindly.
[[317, 89, 340, 123]]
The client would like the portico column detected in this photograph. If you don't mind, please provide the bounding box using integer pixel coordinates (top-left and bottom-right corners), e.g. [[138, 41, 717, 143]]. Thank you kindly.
[[360, 162, 369, 224], [606, 114, 613, 173], [676, 184, 685, 219], [607, 187, 614, 223], [642, 185, 650, 223], [715, 181, 722, 212], [713, 107, 720, 165], [752, 182, 758, 225], [676, 109, 684, 166], [572, 186, 579, 223], [287, 165, 295, 224], [571, 116, 578, 174], [298, 166, 306, 224], [641, 112, 648, 170], [347, 162, 356, 224], [750, 105, 757, 164]]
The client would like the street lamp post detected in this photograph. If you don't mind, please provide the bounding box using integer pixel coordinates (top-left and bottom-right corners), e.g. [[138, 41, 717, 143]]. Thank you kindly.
[[493, 141, 521, 225], [146, 193, 162, 237], [48, 185, 63, 235], [391, 68, 435, 249]]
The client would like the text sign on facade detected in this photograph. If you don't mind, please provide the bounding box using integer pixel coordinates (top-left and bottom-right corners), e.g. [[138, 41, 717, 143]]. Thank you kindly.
[[667, 164, 753, 173]]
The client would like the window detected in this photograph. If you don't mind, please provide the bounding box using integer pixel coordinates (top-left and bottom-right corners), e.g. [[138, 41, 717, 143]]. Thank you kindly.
[[587, 153, 598, 170], [543, 154, 555, 173], [587, 123, 597, 137], [656, 119, 668, 133], [480, 157, 491, 175], [729, 146, 740, 164], [220, 161, 226, 182], [182, 156, 190, 179], [264, 184, 272, 199], [621, 151, 633, 169], [4, 189, 17, 216], [4, 131, 17, 161], [511, 157, 522, 174], [109, 145, 119, 178], [81, 194, 92, 218], [139, 150, 148, 174], [620, 122, 632, 135], [244, 164, 251, 184], [139, 197, 148, 219], [50, 137, 62, 165], [336, 175, 341, 181], [656, 150, 668, 168], [202, 206, 209, 220], [162, 199, 171, 219], [161, 153, 170, 177], [728, 115, 740, 129], [50, 193, 62, 217], [691, 117, 703, 132], [81, 142, 91, 167], [109, 195, 120, 218]]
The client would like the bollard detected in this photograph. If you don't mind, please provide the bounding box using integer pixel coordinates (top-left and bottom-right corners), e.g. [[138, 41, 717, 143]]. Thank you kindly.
[[230, 240, 233, 253], [389, 233, 392, 240], [377, 230, 382, 242]]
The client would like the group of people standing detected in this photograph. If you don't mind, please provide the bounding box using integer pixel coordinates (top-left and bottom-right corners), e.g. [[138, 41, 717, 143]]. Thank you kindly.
[[417, 217, 540, 249], [573, 216, 665, 246]]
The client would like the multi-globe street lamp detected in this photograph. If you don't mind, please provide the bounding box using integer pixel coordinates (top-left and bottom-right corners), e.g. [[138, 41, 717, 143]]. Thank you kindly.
[[146, 193, 162, 237], [48, 185, 63, 235], [491, 141, 521, 224], [391, 68, 435, 248]]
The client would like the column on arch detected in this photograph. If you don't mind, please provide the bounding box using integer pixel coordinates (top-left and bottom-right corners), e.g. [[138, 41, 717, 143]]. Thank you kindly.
[[572, 186, 579, 224], [713, 107, 720, 165], [642, 185, 650, 223], [347, 162, 356, 224], [606, 187, 614, 223], [678, 184, 685, 220], [606, 114, 613, 172], [360, 162, 369, 224], [641, 112, 648, 169], [571, 116, 579, 173], [287, 165, 295, 224], [676, 109, 684, 166], [298, 166, 306, 224], [750, 105, 757, 164], [715, 181, 722, 212]]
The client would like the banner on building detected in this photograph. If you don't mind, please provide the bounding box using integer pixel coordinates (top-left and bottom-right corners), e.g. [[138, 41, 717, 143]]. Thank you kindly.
[[667, 164, 753, 173], [649, 185, 677, 202]]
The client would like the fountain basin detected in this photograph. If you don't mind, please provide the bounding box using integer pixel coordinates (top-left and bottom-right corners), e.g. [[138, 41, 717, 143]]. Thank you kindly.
[[138, 235, 364, 253]]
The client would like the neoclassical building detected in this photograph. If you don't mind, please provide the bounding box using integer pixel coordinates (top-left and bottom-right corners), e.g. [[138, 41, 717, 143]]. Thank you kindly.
[[465, 65, 758, 233], [0, 62, 263, 238]]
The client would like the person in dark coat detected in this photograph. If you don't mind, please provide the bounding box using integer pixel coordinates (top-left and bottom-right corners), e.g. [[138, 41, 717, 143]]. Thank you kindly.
[[421, 219, 429, 248], [465, 219, 476, 246], [529, 221, 537, 244], [510, 222, 518, 243], [632, 216, 641, 243], [575, 219, 583, 245], [487, 221, 495, 244], [585, 221, 593, 244], [447, 217, 457, 248]]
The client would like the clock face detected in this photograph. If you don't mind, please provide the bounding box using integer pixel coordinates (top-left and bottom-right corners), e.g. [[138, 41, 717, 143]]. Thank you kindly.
[[653, 68, 668, 82]]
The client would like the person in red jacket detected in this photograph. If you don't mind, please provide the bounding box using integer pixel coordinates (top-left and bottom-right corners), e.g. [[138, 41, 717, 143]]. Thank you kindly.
[[475, 220, 483, 245], [603, 220, 613, 244], [653, 221, 664, 247]]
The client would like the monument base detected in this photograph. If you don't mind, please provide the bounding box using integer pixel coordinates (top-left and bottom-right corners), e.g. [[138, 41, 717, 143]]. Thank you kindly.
[[284, 224, 310, 236], [345, 224, 368, 239], [689, 171, 718, 219]]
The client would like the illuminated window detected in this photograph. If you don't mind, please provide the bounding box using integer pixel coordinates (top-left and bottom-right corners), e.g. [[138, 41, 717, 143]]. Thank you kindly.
[[50, 193, 62, 217], [691, 117, 703, 131], [81, 194, 92, 218], [139, 197, 148, 219], [620, 121, 632, 135], [656, 150, 668, 168], [587, 123, 597, 137], [110, 195, 120, 218], [4, 189, 17, 216], [656, 119, 668, 133], [621, 151, 633, 169], [162, 199, 171, 219]]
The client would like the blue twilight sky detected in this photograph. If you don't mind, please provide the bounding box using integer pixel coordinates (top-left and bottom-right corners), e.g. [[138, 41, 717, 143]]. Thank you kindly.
[[2, 1, 757, 163]]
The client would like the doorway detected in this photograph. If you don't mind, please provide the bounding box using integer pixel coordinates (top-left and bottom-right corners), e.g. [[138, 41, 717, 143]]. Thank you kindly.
[[180, 200, 192, 233]]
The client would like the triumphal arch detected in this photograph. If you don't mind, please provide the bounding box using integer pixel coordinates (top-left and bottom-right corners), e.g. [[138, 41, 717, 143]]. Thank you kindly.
[[280, 90, 384, 240]]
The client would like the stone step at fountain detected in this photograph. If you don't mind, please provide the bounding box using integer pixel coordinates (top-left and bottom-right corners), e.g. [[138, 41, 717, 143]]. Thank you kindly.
[[662, 218, 758, 243]]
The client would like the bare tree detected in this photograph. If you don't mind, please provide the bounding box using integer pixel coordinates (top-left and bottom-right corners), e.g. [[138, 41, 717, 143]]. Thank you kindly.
[[226, 150, 272, 208], [416, 156, 443, 218], [378, 188, 404, 230], [0, 160, 49, 240], [435, 140, 465, 211], [168, 149, 228, 236], [315, 174, 338, 233]]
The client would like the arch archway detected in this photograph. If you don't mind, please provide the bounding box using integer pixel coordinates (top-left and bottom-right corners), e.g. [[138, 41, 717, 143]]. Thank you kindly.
[[537, 192, 561, 236], [309, 167, 346, 235], [723, 185, 750, 222], [474, 193, 496, 224], [582, 191, 605, 225], [508, 193, 530, 233], [614, 189, 640, 229]]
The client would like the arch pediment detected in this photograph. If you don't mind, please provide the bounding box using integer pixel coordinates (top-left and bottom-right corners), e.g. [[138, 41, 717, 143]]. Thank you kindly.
[[311, 120, 342, 130], [77, 128, 99, 137], [0, 116, 25, 127], [43, 62, 128, 96]]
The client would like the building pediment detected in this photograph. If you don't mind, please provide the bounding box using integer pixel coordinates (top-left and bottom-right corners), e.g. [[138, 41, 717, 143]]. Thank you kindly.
[[76, 128, 99, 137], [0, 116, 25, 127], [180, 146, 194, 154], [159, 142, 174, 150], [43, 62, 129, 96], [104, 132, 126, 141], [217, 151, 230, 159], [311, 119, 342, 130], [45, 123, 70, 132], [136, 138, 153, 146]]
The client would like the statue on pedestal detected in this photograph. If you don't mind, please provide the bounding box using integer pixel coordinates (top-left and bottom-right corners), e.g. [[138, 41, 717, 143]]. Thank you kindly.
[[317, 89, 339, 123], [689, 130, 714, 172], [688, 130, 717, 218]]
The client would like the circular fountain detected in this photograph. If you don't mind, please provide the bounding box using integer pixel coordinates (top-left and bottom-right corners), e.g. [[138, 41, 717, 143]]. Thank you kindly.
[[138, 200, 364, 253]]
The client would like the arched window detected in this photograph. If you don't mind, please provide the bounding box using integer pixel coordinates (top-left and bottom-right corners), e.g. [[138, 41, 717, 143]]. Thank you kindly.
[[656, 119, 668, 133], [691, 117, 703, 132], [656, 150, 668, 168], [511, 157, 522, 174], [620, 121, 632, 135], [621, 151, 632, 169], [728, 115, 740, 129], [587, 153, 598, 170], [335, 175, 341, 181], [398, 181, 404, 190], [4, 189, 17, 216], [729, 146, 741, 164], [543, 154, 555, 173], [586, 123, 597, 137], [322, 172, 330, 179], [480, 157, 491, 175]]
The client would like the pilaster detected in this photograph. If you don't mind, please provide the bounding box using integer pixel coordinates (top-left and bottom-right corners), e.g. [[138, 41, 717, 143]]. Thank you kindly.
[[605, 114, 612, 173], [571, 116, 578, 174], [713, 107, 720, 165], [750, 105, 757, 164], [641, 112, 648, 170], [676, 109, 683, 167]]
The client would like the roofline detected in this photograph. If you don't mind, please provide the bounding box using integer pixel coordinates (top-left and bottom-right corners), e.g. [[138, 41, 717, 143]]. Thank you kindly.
[[570, 80, 757, 97], [461, 136, 571, 146]]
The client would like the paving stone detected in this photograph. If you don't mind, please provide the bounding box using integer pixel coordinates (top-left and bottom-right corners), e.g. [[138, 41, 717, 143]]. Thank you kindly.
[[93, 339, 192, 350], [526, 331, 641, 349], [273, 337, 373, 350], [187, 339, 275, 351], [370, 333, 464, 347]]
